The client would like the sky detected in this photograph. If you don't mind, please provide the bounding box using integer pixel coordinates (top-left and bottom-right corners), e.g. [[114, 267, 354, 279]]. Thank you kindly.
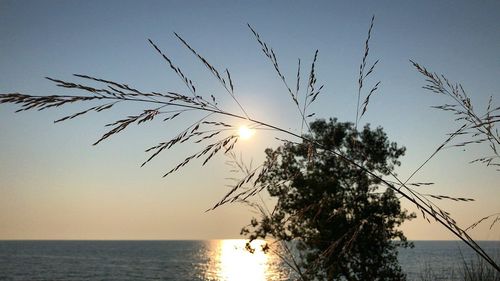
[[0, 0, 499, 240]]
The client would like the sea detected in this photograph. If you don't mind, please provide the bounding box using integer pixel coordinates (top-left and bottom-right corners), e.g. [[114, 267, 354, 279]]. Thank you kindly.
[[0, 240, 498, 281]]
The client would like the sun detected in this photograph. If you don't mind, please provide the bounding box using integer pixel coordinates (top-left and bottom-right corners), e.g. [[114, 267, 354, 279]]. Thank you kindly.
[[238, 125, 254, 140]]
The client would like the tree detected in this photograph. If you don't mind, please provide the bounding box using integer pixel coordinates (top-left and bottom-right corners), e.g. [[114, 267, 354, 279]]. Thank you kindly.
[[241, 118, 415, 281]]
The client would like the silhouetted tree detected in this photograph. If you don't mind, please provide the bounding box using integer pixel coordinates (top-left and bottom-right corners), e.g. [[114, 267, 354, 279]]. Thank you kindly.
[[242, 118, 415, 280]]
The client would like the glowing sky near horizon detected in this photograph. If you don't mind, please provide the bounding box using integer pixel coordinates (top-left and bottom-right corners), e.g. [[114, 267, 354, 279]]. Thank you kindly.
[[0, 0, 499, 240]]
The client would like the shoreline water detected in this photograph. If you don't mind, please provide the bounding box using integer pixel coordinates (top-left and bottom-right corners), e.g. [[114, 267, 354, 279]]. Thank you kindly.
[[1, 240, 498, 280]]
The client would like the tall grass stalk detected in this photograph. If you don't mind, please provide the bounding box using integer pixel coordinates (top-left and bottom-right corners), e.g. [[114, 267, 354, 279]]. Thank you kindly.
[[0, 17, 499, 274]]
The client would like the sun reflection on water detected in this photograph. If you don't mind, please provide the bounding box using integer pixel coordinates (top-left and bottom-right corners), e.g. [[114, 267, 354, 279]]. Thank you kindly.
[[212, 239, 269, 281]]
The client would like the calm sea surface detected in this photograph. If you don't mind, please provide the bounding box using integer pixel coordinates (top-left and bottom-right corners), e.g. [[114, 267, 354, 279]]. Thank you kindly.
[[0, 240, 498, 281]]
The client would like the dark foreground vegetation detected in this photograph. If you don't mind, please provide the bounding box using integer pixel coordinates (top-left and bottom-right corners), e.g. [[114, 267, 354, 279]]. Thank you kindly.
[[1, 15, 498, 280]]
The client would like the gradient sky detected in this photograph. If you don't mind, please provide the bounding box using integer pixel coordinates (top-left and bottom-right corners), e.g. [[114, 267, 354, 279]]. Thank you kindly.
[[0, 0, 499, 240]]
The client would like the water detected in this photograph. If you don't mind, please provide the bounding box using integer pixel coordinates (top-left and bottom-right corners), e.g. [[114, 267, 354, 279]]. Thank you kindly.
[[399, 240, 500, 280], [0, 240, 498, 280], [0, 240, 290, 281]]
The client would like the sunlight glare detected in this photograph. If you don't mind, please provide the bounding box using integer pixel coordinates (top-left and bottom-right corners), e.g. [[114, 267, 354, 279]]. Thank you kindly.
[[238, 126, 254, 140], [217, 239, 269, 281]]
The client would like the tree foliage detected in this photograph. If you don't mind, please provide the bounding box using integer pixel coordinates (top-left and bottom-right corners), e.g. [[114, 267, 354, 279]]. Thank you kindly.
[[242, 118, 415, 280]]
